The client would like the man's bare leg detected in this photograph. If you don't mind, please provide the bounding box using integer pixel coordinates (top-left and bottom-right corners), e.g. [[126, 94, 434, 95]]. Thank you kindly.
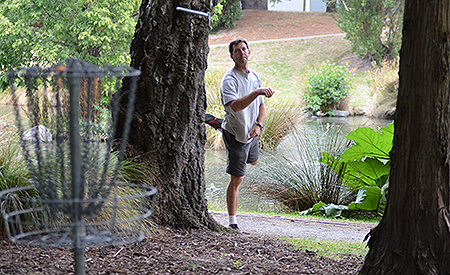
[[226, 175, 243, 217], [226, 158, 259, 228]]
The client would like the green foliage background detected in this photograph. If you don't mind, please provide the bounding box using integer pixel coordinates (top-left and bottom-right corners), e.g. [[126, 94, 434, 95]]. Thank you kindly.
[[304, 123, 394, 218], [336, 0, 404, 64], [211, 0, 242, 31], [0, 0, 140, 90]]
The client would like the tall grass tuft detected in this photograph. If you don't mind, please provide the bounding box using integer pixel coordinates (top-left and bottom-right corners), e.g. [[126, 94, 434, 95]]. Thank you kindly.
[[205, 68, 301, 150], [260, 98, 301, 151], [250, 122, 355, 212], [0, 115, 157, 236], [0, 121, 29, 191], [367, 60, 399, 119], [0, 118, 33, 236]]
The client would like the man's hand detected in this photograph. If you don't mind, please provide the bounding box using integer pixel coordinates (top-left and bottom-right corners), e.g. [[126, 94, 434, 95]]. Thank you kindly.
[[249, 124, 262, 139], [259, 87, 275, 98]]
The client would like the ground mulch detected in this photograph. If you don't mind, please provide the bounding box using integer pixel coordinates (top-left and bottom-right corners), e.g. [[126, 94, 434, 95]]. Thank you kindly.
[[0, 228, 363, 274], [0, 11, 364, 275]]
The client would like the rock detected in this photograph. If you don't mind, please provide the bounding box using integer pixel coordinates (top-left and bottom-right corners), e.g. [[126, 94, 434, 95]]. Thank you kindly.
[[333, 110, 349, 117], [352, 107, 366, 116], [22, 125, 53, 143]]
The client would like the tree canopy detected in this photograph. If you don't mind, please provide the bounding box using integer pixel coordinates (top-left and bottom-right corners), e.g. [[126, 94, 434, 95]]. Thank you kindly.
[[0, 0, 139, 89], [336, 0, 404, 63]]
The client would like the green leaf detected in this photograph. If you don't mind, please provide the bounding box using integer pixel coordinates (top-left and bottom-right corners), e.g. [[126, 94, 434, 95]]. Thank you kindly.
[[344, 157, 390, 187], [348, 186, 381, 212], [375, 173, 389, 189], [324, 204, 348, 218], [298, 201, 327, 216], [341, 123, 394, 162]]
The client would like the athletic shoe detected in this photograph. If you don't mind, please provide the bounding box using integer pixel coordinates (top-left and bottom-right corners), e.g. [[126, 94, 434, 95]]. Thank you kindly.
[[229, 224, 240, 231]]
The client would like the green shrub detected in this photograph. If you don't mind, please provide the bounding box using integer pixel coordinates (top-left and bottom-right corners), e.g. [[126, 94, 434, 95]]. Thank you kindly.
[[211, 0, 242, 31], [303, 61, 353, 116], [308, 122, 394, 218], [336, 0, 404, 64]]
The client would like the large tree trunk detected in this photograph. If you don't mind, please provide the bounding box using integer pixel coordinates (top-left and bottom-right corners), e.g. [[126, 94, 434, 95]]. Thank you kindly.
[[116, 0, 221, 231], [360, 0, 450, 274]]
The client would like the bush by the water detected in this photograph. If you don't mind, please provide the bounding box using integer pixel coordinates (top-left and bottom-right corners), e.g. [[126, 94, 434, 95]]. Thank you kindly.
[[303, 61, 353, 116]]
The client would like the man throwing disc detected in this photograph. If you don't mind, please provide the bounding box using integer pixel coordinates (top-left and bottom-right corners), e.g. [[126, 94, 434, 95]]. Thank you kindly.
[[220, 38, 275, 230]]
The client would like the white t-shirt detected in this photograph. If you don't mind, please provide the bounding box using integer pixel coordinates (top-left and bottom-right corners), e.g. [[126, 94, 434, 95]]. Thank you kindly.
[[220, 67, 264, 143]]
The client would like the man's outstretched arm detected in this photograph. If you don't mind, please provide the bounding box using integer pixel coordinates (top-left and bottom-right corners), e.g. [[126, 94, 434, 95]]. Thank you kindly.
[[227, 88, 275, 112]]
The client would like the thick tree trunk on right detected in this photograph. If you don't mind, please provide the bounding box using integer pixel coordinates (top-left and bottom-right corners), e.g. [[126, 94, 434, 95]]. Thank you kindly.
[[360, 0, 450, 274]]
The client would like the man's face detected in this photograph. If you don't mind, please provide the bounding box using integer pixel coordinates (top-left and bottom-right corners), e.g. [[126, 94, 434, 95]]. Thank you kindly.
[[231, 42, 250, 65]]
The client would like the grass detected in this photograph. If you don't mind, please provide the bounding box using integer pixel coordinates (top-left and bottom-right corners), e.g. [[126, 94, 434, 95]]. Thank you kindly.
[[366, 60, 399, 118], [284, 236, 369, 261], [0, 113, 157, 237]]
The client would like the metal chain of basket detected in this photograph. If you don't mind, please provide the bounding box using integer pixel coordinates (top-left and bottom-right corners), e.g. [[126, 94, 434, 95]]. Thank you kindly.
[[0, 58, 157, 275]]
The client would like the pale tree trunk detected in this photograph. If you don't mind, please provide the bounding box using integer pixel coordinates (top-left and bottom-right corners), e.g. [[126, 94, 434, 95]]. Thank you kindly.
[[360, 0, 450, 274], [116, 0, 222, 230]]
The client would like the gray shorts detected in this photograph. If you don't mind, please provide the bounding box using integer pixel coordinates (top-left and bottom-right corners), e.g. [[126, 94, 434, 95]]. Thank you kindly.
[[223, 130, 260, 177]]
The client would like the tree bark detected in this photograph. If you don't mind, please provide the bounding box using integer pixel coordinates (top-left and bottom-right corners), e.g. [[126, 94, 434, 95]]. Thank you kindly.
[[116, 0, 222, 231], [360, 0, 450, 274]]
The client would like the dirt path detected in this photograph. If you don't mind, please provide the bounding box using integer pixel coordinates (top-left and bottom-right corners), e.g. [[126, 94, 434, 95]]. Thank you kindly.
[[208, 10, 342, 45], [211, 211, 376, 242]]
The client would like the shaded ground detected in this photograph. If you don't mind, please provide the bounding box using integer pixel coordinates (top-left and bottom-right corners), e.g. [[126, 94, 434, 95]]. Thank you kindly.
[[0, 227, 364, 275], [0, 11, 369, 275]]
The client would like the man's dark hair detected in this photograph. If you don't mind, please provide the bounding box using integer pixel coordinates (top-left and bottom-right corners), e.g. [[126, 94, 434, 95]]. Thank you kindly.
[[228, 38, 249, 55]]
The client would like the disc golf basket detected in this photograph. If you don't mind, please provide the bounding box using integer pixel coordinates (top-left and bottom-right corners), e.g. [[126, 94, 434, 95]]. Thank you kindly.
[[0, 58, 157, 275]]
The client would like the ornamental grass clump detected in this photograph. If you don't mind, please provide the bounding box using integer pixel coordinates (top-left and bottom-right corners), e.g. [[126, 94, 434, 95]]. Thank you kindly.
[[303, 61, 353, 116], [252, 122, 355, 212], [0, 119, 33, 236], [205, 68, 226, 149], [367, 60, 399, 119]]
